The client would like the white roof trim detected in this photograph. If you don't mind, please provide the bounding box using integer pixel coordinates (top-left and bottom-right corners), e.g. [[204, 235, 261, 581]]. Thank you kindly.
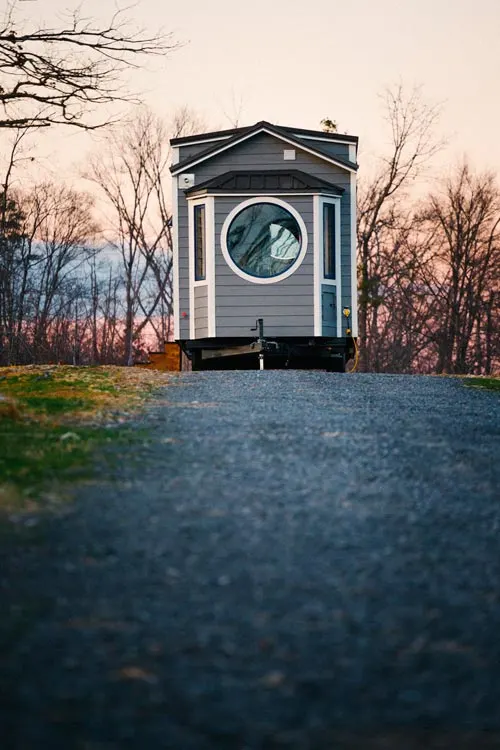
[[171, 134, 232, 148], [171, 126, 357, 176], [185, 192, 342, 199], [291, 133, 357, 147]]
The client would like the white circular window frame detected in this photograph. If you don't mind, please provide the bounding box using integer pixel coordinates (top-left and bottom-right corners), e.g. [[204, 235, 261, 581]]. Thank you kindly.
[[220, 196, 308, 285]]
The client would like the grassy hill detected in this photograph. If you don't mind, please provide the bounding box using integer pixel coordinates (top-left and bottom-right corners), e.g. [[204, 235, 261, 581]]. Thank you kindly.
[[0, 365, 169, 515]]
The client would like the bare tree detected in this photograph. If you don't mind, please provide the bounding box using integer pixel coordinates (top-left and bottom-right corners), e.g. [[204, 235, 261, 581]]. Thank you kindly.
[[169, 106, 207, 139], [87, 109, 173, 365], [0, 179, 100, 364], [419, 163, 500, 374], [357, 85, 443, 370], [220, 89, 245, 128], [0, 128, 40, 360], [0, 3, 178, 130], [0, 188, 25, 363], [358, 214, 439, 373], [24, 182, 99, 361], [85, 256, 124, 365]]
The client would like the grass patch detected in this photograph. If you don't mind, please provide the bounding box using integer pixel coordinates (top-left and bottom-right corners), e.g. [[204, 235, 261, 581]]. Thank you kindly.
[[0, 420, 139, 507], [21, 395, 93, 414], [462, 376, 500, 392], [0, 365, 170, 514]]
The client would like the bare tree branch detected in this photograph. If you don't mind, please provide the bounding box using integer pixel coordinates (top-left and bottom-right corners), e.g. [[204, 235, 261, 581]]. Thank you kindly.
[[85, 108, 173, 364], [357, 84, 444, 370], [0, 3, 179, 130]]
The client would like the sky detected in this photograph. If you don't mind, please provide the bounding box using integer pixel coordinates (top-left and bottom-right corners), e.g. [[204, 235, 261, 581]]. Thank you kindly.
[[6, 0, 500, 183]]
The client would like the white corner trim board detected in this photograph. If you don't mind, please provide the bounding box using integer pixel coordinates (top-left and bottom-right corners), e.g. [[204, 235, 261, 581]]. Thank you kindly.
[[350, 170, 358, 337], [206, 196, 216, 337], [172, 175, 180, 340], [220, 196, 308, 285], [187, 195, 197, 339], [313, 195, 321, 336], [335, 198, 342, 337]]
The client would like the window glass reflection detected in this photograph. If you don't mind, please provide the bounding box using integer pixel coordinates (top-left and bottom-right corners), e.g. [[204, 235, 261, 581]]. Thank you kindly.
[[194, 204, 206, 280], [227, 203, 301, 278], [323, 203, 336, 279]]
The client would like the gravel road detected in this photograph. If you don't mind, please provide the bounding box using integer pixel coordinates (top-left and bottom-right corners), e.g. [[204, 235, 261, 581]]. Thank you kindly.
[[1, 372, 500, 749]]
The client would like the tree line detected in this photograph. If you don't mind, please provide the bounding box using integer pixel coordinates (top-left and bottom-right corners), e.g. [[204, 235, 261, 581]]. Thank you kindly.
[[0, 4, 181, 367], [0, 4, 498, 373], [357, 87, 499, 374], [0, 110, 186, 366]]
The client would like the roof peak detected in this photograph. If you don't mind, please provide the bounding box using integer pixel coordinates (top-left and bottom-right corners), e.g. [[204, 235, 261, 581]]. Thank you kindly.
[[171, 123, 358, 176], [170, 120, 358, 147]]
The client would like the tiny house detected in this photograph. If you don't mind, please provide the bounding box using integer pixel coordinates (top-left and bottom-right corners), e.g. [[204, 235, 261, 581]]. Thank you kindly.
[[170, 121, 358, 370]]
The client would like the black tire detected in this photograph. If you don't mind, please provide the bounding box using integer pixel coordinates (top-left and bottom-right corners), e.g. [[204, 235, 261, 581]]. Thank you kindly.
[[191, 350, 202, 371], [327, 354, 346, 373]]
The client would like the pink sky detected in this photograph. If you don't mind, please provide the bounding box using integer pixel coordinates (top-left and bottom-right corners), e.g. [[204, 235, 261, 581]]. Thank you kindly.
[[8, 0, 500, 182]]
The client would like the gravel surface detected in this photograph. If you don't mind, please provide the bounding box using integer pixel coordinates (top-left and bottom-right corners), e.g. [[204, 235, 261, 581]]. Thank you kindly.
[[1, 372, 500, 749]]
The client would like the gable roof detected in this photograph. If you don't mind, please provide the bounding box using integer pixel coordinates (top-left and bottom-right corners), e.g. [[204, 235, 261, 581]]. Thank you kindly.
[[170, 120, 358, 176], [170, 122, 358, 147], [185, 169, 345, 197]]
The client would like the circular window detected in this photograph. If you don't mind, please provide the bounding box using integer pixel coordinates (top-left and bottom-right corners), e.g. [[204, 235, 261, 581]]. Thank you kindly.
[[221, 198, 307, 283]]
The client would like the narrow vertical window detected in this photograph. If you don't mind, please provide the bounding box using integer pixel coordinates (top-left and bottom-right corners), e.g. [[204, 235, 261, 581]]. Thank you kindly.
[[323, 203, 336, 280], [194, 204, 206, 281]]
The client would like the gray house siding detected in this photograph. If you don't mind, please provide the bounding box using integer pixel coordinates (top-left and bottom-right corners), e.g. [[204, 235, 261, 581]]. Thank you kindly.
[[176, 139, 231, 163], [214, 196, 314, 337], [194, 284, 208, 338], [176, 132, 354, 340], [293, 138, 351, 162]]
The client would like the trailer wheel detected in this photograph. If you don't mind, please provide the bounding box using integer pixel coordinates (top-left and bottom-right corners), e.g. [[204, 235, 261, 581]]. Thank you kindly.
[[191, 350, 202, 371], [327, 354, 346, 373]]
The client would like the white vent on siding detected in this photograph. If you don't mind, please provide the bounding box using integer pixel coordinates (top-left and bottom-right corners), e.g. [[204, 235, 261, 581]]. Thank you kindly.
[[179, 173, 195, 189], [283, 149, 296, 161]]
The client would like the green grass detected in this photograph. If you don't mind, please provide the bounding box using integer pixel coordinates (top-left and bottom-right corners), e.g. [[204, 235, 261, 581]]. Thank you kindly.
[[0, 419, 140, 508], [462, 377, 500, 392], [0, 371, 121, 411], [0, 365, 168, 514], [21, 395, 93, 414]]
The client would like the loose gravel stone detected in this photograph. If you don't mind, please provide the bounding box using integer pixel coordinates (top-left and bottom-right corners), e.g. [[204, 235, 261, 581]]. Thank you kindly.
[[1, 372, 500, 749]]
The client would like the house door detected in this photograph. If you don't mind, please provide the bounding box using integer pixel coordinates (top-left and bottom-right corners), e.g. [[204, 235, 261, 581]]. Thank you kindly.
[[322, 289, 336, 336]]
